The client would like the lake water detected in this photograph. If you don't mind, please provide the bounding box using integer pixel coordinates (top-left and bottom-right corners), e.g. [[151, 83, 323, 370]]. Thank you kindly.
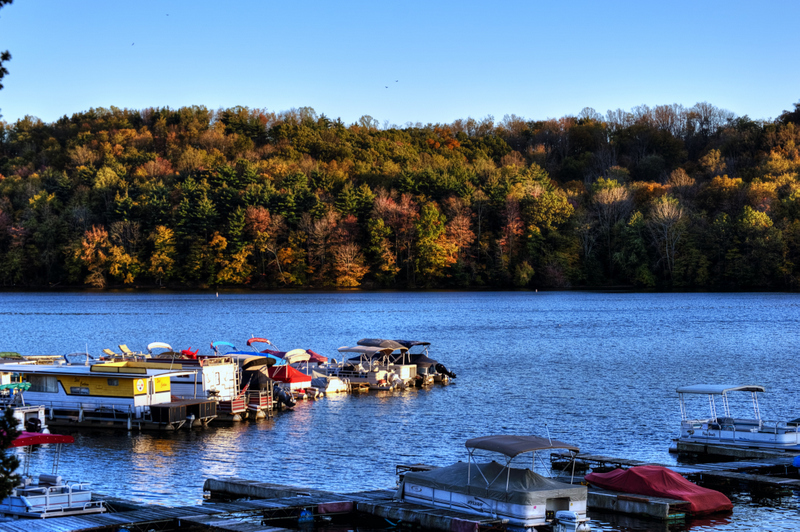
[[2, 290, 800, 531]]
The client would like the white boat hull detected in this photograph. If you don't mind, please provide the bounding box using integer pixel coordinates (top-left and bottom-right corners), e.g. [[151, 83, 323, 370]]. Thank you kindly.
[[679, 420, 800, 450], [401, 481, 588, 529], [1, 482, 105, 518]]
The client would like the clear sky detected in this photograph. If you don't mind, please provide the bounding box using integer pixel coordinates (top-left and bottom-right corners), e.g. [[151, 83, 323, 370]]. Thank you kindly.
[[0, 0, 798, 127]]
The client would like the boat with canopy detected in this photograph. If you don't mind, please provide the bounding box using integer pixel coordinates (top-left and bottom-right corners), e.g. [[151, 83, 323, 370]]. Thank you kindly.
[[397, 435, 590, 532], [1, 431, 106, 518], [676, 384, 800, 450], [327, 345, 410, 390]]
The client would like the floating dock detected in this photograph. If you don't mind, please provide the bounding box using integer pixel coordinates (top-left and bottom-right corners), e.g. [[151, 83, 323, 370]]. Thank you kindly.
[[4, 449, 800, 532], [674, 440, 800, 460], [587, 489, 687, 521]]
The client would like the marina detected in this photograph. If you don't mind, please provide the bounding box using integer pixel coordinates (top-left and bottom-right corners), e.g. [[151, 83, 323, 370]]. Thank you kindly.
[[0, 291, 799, 531]]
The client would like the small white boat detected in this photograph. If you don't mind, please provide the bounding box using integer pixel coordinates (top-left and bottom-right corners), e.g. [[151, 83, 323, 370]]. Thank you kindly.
[[1, 431, 106, 518], [397, 435, 590, 531], [0, 378, 49, 434], [676, 384, 800, 450], [309, 369, 350, 394]]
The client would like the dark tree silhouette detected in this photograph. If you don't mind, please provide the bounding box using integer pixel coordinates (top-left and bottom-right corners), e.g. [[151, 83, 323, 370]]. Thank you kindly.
[[0, 408, 21, 500], [0, 0, 13, 90], [778, 101, 800, 125]]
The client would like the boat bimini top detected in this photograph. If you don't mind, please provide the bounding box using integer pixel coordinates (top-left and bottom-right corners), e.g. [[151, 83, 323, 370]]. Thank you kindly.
[[356, 338, 408, 351], [338, 345, 394, 358], [355, 339, 412, 364], [466, 435, 580, 456], [147, 342, 173, 353], [465, 435, 581, 489], [677, 384, 766, 423], [676, 385, 766, 395], [283, 349, 311, 364], [394, 340, 431, 348]]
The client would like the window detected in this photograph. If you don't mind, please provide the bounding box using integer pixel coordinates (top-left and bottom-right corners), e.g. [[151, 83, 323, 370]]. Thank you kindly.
[[107, 379, 119, 386], [27, 375, 58, 393], [70, 387, 90, 395]]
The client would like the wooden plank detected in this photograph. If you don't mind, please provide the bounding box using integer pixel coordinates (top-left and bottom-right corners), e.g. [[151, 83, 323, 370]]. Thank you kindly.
[[181, 514, 292, 532]]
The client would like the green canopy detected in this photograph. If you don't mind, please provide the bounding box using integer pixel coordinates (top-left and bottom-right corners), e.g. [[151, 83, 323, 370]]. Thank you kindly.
[[0, 382, 31, 391]]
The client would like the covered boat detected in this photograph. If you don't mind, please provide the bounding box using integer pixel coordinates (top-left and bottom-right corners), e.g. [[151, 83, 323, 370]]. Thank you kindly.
[[1, 431, 106, 518], [585, 466, 732, 516], [268, 363, 312, 390], [397, 435, 590, 531]]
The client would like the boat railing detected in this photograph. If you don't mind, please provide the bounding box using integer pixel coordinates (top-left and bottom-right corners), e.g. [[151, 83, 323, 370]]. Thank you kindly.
[[33, 400, 143, 421], [17, 480, 101, 512], [698, 417, 800, 444]]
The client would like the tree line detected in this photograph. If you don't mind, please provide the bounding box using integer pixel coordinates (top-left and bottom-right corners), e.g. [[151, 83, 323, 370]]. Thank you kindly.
[[1, 100, 799, 290]]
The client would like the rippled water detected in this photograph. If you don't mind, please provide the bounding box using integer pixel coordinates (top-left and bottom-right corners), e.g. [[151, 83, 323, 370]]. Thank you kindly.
[[2, 290, 800, 531]]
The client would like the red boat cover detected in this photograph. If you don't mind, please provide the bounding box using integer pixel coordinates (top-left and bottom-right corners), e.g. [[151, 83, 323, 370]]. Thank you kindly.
[[306, 349, 328, 364], [585, 466, 732, 515], [268, 364, 312, 384], [12, 432, 74, 447], [247, 337, 271, 347]]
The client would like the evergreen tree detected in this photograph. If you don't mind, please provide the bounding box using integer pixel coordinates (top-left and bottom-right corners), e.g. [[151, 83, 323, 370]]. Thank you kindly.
[[0, 408, 21, 500]]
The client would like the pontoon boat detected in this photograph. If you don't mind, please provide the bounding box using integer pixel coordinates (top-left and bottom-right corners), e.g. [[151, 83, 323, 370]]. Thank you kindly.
[[396, 435, 590, 531], [676, 384, 800, 450], [1, 431, 106, 518]]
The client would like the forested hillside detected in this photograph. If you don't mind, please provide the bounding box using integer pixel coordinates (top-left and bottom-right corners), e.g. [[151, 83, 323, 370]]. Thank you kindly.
[[1, 101, 799, 290]]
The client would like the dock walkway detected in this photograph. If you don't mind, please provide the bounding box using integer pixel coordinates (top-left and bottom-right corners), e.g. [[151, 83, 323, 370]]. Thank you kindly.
[[0, 480, 500, 532], [4, 450, 800, 532]]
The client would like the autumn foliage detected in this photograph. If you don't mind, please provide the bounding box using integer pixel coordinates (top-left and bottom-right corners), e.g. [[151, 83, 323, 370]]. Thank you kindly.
[[1, 101, 800, 289]]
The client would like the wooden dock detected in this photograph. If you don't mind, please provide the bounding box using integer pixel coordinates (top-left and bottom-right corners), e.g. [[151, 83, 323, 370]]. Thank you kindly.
[[0, 479, 499, 532], [3, 449, 799, 532], [674, 440, 800, 460]]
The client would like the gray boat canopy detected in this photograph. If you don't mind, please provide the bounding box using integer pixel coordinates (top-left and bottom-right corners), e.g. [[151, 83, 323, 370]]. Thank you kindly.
[[394, 340, 431, 348], [356, 339, 408, 352], [466, 435, 579, 457], [676, 385, 766, 395], [338, 345, 394, 356]]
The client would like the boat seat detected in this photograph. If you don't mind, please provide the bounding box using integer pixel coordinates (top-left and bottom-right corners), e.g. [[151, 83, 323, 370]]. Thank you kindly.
[[38, 474, 62, 486], [119, 345, 134, 355], [102, 348, 117, 357]]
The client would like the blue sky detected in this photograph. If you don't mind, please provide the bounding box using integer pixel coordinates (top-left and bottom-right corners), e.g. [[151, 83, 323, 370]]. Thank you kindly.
[[1, 0, 798, 126]]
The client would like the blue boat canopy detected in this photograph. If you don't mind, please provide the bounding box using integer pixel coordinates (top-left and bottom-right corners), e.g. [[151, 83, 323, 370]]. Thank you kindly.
[[211, 341, 237, 353]]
